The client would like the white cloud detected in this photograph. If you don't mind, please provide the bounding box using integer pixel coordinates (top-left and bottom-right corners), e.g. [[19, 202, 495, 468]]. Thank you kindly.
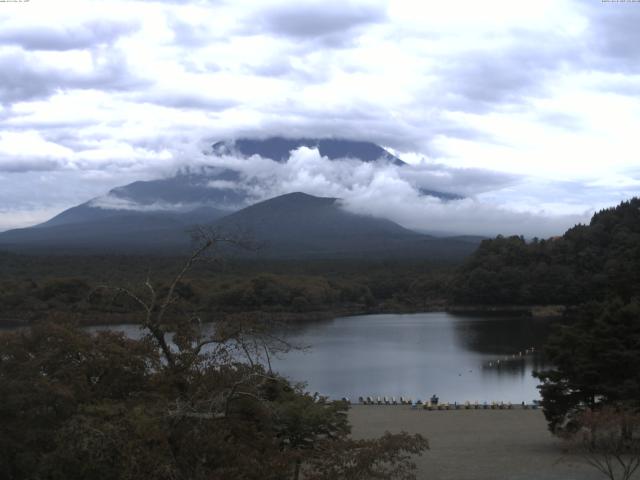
[[200, 147, 591, 237], [0, 0, 639, 234], [89, 194, 204, 212]]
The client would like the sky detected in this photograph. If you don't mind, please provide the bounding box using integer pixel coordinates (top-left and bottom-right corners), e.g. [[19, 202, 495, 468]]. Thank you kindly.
[[0, 0, 639, 236]]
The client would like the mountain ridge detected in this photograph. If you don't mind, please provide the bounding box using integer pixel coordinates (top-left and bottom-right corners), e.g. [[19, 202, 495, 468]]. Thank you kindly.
[[0, 191, 479, 259], [0, 137, 473, 258]]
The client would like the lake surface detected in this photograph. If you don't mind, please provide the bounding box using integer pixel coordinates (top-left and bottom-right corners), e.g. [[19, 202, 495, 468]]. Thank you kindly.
[[82, 312, 556, 403], [269, 313, 555, 403]]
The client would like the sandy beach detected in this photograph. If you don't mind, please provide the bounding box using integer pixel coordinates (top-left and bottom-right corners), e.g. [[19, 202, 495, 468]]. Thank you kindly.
[[348, 405, 612, 480]]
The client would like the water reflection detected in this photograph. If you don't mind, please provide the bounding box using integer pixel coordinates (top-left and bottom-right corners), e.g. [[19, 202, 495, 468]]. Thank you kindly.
[[270, 313, 560, 403], [450, 314, 556, 354]]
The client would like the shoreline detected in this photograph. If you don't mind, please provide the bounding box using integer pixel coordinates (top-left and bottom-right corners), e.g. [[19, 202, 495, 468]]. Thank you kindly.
[[0, 304, 566, 328], [445, 304, 566, 318]]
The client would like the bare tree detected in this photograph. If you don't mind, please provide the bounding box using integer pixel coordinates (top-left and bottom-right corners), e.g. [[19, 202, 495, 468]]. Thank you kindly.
[[566, 406, 640, 480], [86, 228, 429, 479], [92, 227, 293, 409]]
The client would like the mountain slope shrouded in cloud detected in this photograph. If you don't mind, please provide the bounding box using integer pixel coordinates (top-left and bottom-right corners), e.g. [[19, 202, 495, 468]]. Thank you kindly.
[[3, 137, 465, 232], [0, 189, 479, 259], [0, 137, 498, 257], [212, 137, 407, 165], [213, 192, 479, 259], [2, 1, 639, 239], [0, 133, 594, 244]]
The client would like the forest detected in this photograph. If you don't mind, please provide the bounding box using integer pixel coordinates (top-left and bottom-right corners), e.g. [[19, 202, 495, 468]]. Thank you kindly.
[[450, 198, 640, 306], [0, 254, 454, 327], [0, 233, 429, 480], [2, 199, 640, 479]]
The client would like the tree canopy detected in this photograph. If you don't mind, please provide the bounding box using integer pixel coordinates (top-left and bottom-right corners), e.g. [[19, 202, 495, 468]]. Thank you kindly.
[[0, 232, 428, 479], [534, 298, 640, 433], [451, 198, 640, 306]]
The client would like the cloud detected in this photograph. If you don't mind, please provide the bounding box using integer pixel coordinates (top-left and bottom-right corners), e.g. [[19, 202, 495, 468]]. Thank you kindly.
[[0, 47, 148, 105], [437, 46, 554, 112], [0, 0, 639, 234], [254, 1, 386, 37], [0, 131, 72, 172], [136, 90, 238, 111], [582, 1, 640, 73], [199, 146, 585, 237], [88, 194, 205, 212], [167, 15, 226, 47], [0, 19, 139, 51], [249, 0, 387, 48]]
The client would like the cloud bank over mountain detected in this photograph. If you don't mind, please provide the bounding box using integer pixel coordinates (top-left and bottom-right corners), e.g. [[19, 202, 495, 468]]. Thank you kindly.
[[1, 0, 639, 234], [71, 143, 588, 238]]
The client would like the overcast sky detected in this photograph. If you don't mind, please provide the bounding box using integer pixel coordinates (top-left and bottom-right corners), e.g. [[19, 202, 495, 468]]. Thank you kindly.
[[1, 0, 639, 236]]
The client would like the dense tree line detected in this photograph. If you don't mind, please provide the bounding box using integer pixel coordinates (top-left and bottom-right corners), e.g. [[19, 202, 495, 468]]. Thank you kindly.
[[450, 198, 640, 306], [448, 198, 640, 444], [0, 258, 453, 326]]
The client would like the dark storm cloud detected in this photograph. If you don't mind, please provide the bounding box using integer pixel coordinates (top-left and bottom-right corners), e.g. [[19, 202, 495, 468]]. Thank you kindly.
[[0, 19, 139, 51], [0, 48, 148, 105], [249, 1, 386, 47]]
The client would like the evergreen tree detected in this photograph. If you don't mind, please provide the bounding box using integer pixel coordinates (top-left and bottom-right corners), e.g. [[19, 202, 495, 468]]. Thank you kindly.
[[534, 298, 640, 433]]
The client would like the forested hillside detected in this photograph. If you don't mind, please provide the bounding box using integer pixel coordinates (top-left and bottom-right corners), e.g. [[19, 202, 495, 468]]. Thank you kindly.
[[451, 198, 640, 306]]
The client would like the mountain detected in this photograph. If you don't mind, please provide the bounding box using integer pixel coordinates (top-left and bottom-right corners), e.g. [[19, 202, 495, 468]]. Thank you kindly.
[[213, 192, 416, 257], [0, 192, 479, 259], [211, 192, 477, 259], [24, 138, 416, 232], [211, 137, 406, 165], [0, 137, 470, 256], [9, 136, 462, 233], [0, 208, 221, 254]]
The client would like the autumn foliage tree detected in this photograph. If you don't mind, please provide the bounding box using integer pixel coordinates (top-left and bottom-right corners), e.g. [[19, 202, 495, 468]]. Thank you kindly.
[[0, 230, 427, 479]]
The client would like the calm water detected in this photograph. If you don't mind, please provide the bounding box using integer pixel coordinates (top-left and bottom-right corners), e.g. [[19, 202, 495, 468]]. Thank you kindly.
[[80, 312, 556, 403], [269, 313, 555, 403]]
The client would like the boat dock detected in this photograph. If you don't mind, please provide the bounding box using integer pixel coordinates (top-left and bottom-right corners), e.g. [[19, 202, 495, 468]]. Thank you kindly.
[[340, 397, 541, 410]]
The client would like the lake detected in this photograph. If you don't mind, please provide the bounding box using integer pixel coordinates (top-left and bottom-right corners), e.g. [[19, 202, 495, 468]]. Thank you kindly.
[[87, 312, 556, 404]]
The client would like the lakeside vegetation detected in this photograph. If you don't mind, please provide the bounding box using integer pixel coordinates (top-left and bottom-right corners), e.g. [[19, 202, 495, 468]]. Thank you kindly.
[[0, 233, 429, 480], [448, 197, 640, 475], [0, 255, 455, 327], [451, 198, 640, 307], [2, 198, 640, 478]]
